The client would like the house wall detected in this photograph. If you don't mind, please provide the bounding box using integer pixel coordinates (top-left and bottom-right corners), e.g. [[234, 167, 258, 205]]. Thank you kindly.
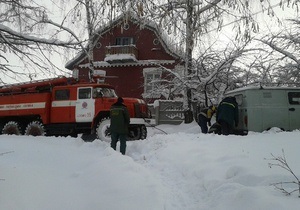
[[104, 66, 144, 98], [93, 21, 176, 61], [75, 19, 180, 100]]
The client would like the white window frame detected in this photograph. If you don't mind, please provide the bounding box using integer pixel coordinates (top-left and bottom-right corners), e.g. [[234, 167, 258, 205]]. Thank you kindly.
[[143, 68, 162, 94]]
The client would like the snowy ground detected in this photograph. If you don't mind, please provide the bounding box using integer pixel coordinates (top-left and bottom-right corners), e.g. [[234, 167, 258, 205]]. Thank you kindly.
[[1, 121, 300, 210]]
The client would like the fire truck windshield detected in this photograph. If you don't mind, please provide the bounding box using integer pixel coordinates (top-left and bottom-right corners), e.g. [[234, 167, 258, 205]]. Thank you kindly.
[[93, 87, 117, 98]]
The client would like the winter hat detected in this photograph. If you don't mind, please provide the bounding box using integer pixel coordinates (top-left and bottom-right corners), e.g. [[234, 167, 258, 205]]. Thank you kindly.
[[117, 97, 124, 103]]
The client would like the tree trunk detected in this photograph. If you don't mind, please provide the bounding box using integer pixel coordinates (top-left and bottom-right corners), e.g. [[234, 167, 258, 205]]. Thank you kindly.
[[184, 0, 194, 123], [85, 0, 94, 81]]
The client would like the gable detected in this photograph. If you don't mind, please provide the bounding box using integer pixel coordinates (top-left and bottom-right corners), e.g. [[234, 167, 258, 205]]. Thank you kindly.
[[65, 13, 183, 70]]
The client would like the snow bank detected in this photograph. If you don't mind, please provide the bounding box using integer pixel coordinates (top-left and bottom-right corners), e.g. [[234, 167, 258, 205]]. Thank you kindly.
[[1, 122, 300, 210]]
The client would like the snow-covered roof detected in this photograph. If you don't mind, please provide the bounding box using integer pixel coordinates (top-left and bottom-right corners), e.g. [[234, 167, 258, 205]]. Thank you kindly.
[[104, 54, 137, 63], [79, 60, 175, 68], [226, 85, 300, 95], [65, 12, 183, 70]]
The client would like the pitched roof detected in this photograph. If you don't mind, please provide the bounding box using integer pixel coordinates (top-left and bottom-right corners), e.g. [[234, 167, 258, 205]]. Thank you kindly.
[[65, 12, 183, 70]]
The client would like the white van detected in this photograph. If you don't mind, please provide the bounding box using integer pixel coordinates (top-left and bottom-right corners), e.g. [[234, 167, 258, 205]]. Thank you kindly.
[[224, 86, 300, 133]]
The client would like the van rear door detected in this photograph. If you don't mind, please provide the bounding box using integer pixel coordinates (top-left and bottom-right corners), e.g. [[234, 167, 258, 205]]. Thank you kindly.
[[287, 91, 300, 131], [260, 90, 289, 131]]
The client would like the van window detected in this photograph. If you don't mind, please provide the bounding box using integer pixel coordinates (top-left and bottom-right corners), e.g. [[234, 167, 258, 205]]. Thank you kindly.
[[235, 94, 243, 106], [288, 92, 300, 105], [55, 89, 70, 100]]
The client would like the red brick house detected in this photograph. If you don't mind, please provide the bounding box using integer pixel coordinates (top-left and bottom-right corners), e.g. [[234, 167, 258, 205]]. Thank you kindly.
[[65, 13, 184, 103]]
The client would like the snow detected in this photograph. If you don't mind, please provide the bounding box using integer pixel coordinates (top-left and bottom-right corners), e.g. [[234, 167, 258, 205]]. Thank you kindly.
[[1, 121, 300, 210], [104, 54, 138, 63]]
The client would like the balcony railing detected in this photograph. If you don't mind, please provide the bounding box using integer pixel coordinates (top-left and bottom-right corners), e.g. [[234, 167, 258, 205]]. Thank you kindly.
[[105, 45, 138, 63]]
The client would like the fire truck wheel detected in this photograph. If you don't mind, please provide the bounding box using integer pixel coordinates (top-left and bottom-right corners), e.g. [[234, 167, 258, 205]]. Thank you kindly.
[[128, 125, 147, 140], [2, 121, 22, 135], [25, 121, 45, 136], [96, 119, 111, 142], [140, 125, 147, 140]]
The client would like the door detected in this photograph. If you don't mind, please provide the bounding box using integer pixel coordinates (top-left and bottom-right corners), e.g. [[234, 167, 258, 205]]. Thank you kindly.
[[76, 87, 95, 122], [287, 91, 300, 131], [51, 88, 73, 123], [261, 90, 288, 131]]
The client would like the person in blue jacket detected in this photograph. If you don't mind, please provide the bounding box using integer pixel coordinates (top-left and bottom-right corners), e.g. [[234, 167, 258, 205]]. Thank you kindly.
[[216, 96, 239, 135]]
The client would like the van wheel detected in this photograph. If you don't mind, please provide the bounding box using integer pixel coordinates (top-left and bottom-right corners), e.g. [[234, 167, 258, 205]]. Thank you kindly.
[[25, 121, 45, 136], [2, 121, 22, 135], [96, 118, 111, 142]]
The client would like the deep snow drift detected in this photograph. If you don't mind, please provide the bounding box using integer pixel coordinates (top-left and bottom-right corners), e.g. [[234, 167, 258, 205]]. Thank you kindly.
[[1, 121, 300, 210]]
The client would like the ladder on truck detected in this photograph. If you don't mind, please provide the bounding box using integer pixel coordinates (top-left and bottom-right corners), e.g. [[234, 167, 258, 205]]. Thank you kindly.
[[0, 76, 77, 95]]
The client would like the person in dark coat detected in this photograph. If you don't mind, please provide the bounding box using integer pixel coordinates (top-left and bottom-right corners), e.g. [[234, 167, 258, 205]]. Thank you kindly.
[[110, 97, 130, 155], [198, 105, 217, 134], [216, 96, 239, 135], [208, 122, 222, 135]]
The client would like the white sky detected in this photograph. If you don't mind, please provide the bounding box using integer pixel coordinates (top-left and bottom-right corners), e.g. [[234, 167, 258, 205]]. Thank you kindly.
[[201, 0, 298, 50], [1, 0, 298, 84]]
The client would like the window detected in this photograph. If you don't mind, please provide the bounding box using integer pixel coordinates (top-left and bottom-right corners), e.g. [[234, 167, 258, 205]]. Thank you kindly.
[[78, 88, 92, 99], [234, 94, 243, 106], [93, 88, 117, 98], [115, 37, 135, 45], [55, 89, 70, 100], [288, 92, 300, 105], [153, 38, 159, 45], [143, 68, 162, 93]]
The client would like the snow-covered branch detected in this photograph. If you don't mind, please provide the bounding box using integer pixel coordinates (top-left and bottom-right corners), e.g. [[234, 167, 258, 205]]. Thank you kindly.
[[260, 39, 300, 66], [0, 24, 80, 47]]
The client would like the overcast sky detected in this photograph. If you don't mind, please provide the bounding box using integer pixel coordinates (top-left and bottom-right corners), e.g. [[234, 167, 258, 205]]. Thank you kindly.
[[2, 0, 298, 85]]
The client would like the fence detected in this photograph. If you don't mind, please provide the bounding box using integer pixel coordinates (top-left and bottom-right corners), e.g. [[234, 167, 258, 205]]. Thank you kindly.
[[148, 100, 198, 125]]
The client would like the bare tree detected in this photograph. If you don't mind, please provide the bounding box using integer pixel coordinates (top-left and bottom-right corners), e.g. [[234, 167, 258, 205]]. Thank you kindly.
[[146, 40, 262, 107], [0, 0, 133, 83], [127, 0, 297, 122], [63, 0, 127, 81], [267, 149, 300, 197], [258, 18, 300, 85], [0, 0, 87, 83]]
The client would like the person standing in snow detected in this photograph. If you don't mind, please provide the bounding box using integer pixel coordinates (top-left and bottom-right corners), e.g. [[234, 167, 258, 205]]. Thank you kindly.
[[110, 97, 130, 155], [198, 105, 217, 134], [216, 96, 239, 135]]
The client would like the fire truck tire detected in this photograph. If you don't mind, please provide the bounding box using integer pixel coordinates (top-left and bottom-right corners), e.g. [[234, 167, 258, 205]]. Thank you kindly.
[[2, 121, 22, 135], [140, 125, 147, 140], [25, 121, 45, 136], [128, 125, 147, 140], [96, 119, 111, 142]]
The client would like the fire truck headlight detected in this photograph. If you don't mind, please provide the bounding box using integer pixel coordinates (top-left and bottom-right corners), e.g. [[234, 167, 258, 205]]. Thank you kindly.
[[137, 99, 145, 104]]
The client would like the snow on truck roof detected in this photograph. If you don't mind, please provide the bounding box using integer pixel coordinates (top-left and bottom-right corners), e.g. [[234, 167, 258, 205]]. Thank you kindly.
[[225, 85, 300, 95]]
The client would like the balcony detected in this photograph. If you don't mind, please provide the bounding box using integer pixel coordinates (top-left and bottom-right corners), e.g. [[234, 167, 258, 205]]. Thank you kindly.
[[105, 45, 138, 64]]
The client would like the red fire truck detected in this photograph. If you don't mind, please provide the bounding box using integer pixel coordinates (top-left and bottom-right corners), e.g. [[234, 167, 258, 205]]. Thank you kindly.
[[0, 76, 152, 141]]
